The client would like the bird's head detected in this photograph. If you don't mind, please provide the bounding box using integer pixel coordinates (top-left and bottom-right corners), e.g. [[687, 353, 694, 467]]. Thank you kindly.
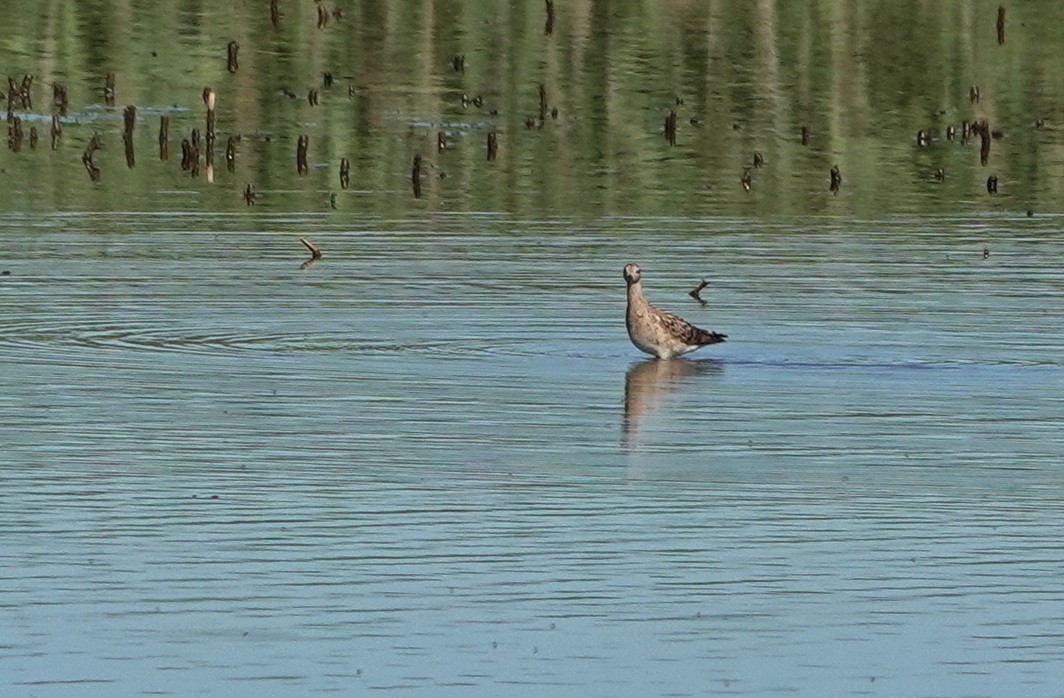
[[623, 263, 642, 285]]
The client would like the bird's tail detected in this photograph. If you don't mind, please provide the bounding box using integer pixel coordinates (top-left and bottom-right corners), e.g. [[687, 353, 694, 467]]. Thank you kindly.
[[699, 330, 727, 345]]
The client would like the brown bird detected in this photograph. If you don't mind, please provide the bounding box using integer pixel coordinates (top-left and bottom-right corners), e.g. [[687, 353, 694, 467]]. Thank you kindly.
[[624, 264, 726, 359]]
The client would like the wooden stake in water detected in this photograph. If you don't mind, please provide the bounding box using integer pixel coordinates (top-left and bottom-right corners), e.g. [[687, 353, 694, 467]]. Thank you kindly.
[[545, 0, 555, 35], [539, 83, 547, 122], [339, 157, 350, 189], [82, 133, 102, 181], [688, 280, 709, 305], [52, 83, 68, 115], [997, 6, 1006, 45], [411, 154, 422, 198], [297, 135, 309, 175], [204, 128, 215, 180], [226, 135, 237, 172], [244, 184, 257, 206], [486, 132, 498, 161], [204, 88, 216, 151], [8, 115, 22, 152], [317, 1, 329, 29], [18, 74, 32, 109], [6, 76, 16, 117], [158, 115, 169, 160], [979, 121, 991, 166], [123, 105, 136, 135], [270, 0, 280, 27], [299, 238, 324, 270], [664, 110, 677, 146], [830, 164, 842, 194], [122, 105, 136, 168], [227, 41, 239, 73], [188, 135, 200, 176], [50, 114, 61, 150], [104, 72, 116, 106]]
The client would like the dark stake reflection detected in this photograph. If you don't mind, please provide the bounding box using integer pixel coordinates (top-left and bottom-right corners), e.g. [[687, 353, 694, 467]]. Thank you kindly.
[[158, 115, 169, 160], [622, 358, 722, 449]]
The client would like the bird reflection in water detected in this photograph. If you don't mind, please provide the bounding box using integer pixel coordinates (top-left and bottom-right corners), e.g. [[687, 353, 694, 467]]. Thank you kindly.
[[622, 358, 723, 449]]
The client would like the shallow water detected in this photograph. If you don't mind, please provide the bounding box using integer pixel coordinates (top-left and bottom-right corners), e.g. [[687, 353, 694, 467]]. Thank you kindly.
[[4, 0, 1064, 695], [3, 212, 1064, 696]]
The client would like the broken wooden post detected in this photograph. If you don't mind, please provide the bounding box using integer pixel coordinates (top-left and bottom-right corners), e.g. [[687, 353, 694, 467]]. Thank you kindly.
[[486, 131, 498, 161], [339, 157, 350, 189], [300, 238, 323, 271], [688, 280, 709, 305]]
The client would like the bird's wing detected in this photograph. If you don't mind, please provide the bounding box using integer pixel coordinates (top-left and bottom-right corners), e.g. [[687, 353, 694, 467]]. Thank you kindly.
[[656, 308, 727, 345]]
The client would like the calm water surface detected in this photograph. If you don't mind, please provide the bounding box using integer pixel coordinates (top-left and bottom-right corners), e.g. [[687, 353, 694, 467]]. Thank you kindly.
[[2, 212, 1064, 696], [4, 0, 1064, 695]]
